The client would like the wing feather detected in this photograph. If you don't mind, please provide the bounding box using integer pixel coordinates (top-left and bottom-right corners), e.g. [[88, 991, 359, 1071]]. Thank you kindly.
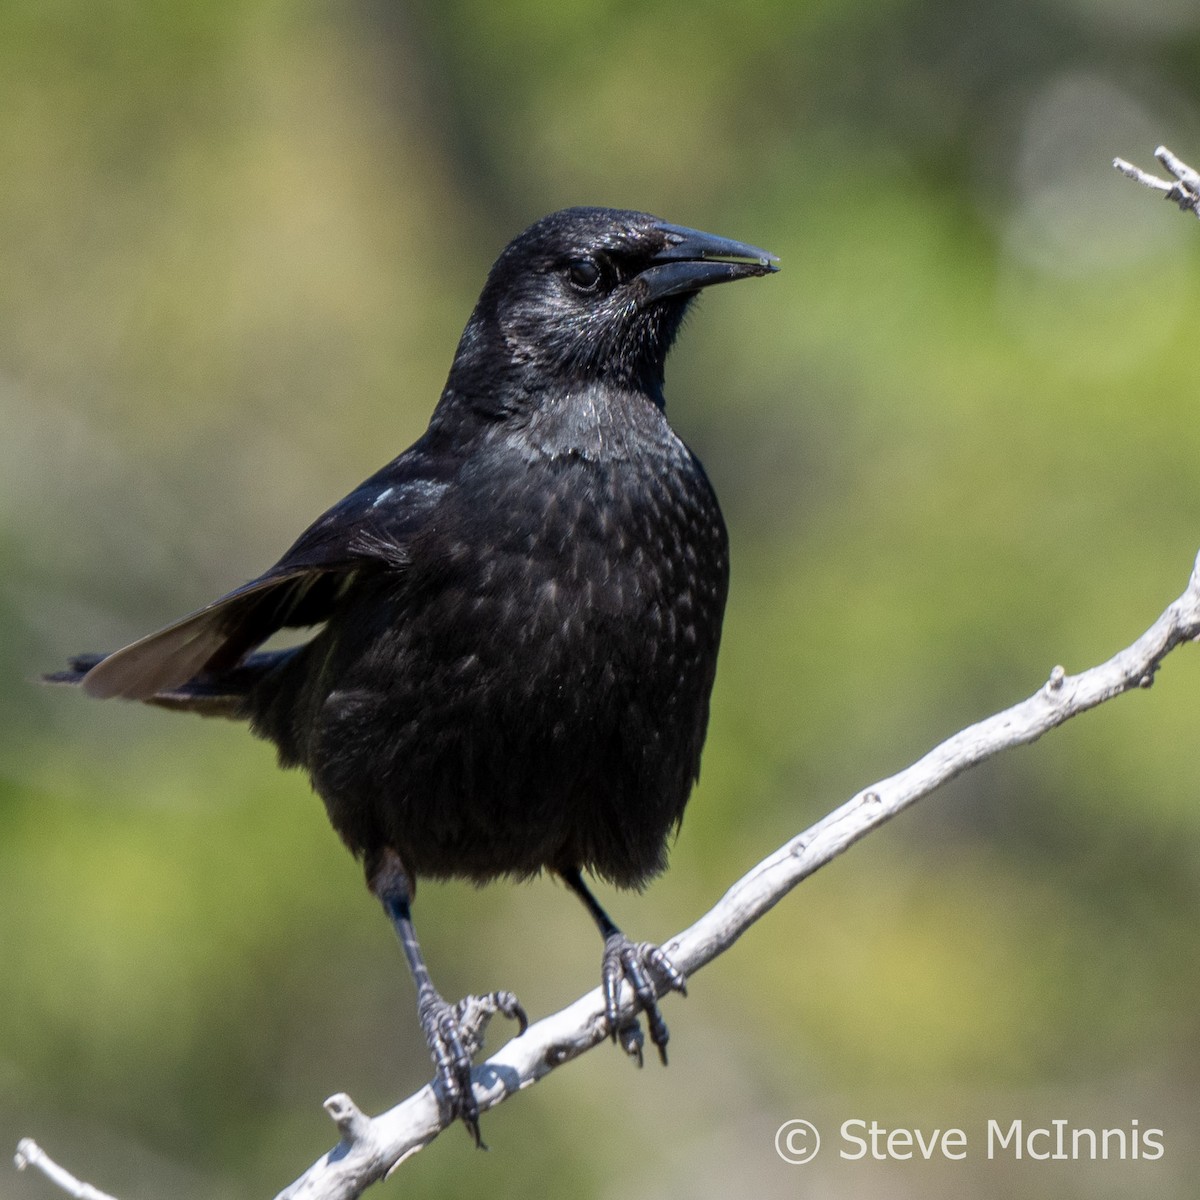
[[74, 438, 456, 702], [81, 568, 335, 700]]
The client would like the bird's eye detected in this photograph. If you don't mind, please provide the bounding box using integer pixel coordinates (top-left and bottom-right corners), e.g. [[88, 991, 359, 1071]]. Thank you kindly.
[[566, 258, 603, 292]]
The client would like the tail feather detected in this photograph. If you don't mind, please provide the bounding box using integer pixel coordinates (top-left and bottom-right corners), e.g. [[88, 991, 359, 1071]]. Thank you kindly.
[[43, 653, 108, 685], [42, 648, 299, 719]]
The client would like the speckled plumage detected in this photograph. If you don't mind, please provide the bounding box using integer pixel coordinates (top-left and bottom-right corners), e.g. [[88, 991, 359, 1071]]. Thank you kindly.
[[253, 379, 728, 887]]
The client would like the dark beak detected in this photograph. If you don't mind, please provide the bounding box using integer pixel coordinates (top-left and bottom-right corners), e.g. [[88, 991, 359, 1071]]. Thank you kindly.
[[639, 221, 780, 303]]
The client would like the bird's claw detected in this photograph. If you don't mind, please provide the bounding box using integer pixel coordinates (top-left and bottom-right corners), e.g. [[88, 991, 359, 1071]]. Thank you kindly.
[[452, 989, 529, 1055], [614, 1016, 645, 1063], [601, 933, 687, 1067], [417, 987, 528, 1147]]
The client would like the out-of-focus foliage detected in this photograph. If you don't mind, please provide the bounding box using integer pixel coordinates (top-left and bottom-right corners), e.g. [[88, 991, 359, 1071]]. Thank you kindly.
[[4, 1, 1200, 1196]]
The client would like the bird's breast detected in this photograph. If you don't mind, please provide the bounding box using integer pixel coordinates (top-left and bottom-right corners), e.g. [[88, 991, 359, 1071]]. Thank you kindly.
[[306, 419, 729, 885], [440, 433, 727, 653]]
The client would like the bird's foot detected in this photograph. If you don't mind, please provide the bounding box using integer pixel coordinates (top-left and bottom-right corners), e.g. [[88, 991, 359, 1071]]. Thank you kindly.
[[417, 986, 528, 1147], [601, 933, 687, 1067]]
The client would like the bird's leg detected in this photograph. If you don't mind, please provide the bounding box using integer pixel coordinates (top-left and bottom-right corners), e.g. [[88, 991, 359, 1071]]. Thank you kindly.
[[559, 867, 687, 1067], [368, 849, 527, 1147]]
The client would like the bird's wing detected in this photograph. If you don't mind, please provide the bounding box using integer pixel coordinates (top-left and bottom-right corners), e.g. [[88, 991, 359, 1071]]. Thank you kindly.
[[81, 452, 454, 701]]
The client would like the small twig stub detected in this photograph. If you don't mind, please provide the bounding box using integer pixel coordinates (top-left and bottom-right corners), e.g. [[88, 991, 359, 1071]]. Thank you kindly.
[[14, 1140, 120, 1200]]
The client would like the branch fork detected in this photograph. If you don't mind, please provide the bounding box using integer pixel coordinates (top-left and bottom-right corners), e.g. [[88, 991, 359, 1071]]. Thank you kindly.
[[1113, 145, 1200, 218]]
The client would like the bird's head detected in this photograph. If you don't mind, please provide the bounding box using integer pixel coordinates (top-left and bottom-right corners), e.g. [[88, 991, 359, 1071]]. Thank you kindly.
[[446, 207, 778, 412]]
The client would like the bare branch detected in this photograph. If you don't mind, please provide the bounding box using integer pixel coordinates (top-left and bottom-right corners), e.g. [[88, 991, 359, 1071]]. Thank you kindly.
[[1113, 144, 1200, 217], [272, 549, 1200, 1199], [18, 552, 1200, 1200]]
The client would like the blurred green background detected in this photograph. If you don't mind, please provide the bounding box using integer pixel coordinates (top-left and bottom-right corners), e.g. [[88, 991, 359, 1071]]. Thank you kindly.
[[4, 1, 1200, 1197]]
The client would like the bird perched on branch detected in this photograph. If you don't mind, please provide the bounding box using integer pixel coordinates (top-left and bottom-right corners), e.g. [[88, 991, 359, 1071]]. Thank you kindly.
[[48, 206, 778, 1144]]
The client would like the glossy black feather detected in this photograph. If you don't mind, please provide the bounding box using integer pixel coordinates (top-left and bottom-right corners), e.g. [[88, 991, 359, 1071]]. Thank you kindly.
[[58, 206, 777, 891], [49, 206, 777, 1133]]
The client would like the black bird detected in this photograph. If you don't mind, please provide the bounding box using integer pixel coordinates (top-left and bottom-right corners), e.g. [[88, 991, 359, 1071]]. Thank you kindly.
[[48, 207, 777, 1143]]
